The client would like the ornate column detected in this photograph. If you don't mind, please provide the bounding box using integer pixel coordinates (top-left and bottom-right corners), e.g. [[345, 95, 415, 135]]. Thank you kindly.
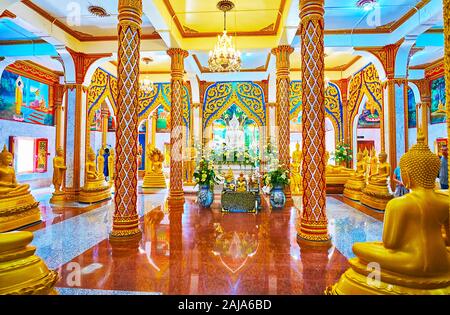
[[412, 79, 431, 145], [53, 84, 65, 150], [445, 0, 450, 187], [271, 45, 294, 200], [297, 0, 330, 246], [167, 48, 188, 206], [101, 103, 109, 149], [110, 0, 142, 239]]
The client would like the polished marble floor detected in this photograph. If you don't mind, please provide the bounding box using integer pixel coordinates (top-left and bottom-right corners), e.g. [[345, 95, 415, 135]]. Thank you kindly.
[[21, 188, 383, 295]]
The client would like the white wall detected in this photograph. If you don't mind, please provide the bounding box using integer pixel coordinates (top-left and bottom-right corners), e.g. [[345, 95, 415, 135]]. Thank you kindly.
[[0, 119, 55, 185], [90, 131, 116, 154], [356, 128, 381, 153]]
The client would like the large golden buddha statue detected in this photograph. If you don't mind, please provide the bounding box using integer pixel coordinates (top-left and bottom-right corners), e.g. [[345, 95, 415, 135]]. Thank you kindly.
[[50, 147, 67, 203], [0, 145, 40, 232], [0, 231, 58, 294], [142, 146, 167, 192], [360, 151, 393, 211], [325, 150, 354, 193], [290, 142, 302, 195], [329, 131, 450, 294], [79, 147, 111, 203], [343, 150, 367, 201]]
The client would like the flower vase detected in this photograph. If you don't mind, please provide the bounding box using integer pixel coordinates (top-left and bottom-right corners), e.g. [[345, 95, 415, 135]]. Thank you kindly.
[[270, 185, 286, 209], [198, 184, 214, 208]]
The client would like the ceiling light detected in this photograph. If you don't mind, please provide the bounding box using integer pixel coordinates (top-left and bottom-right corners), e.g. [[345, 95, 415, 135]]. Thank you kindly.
[[208, 0, 241, 72], [356, 0, 378, 11], [88, 5, 110, 17]]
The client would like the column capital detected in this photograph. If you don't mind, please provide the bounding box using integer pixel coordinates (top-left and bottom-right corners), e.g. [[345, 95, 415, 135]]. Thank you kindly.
[[53, 84, 65, 107], [66, 47, 112, 85], [300, 0, 324, 19], [167, 48, 189, 78], [271, 45, 294, 77], [118, 0, 142, 25]]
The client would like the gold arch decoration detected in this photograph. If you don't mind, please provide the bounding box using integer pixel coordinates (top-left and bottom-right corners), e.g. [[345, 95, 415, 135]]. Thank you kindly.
[[87, 68, 191, 128], [290, 81, 344, 145], [202, 81, 266, 129]]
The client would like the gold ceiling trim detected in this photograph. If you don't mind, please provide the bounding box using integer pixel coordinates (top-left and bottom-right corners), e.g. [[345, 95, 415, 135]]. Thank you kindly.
[[163, 0, 287, 38], [21, 0, 161, 42]]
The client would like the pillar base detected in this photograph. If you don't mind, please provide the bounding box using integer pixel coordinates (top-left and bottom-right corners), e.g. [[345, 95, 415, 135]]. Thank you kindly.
[[297, 234, 332, 249], [109, 229, 142, 242]]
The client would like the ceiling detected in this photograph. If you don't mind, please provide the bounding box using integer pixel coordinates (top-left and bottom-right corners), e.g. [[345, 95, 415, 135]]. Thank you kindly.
[[290, 48, 359, 71], [25, 0, 155, 38], [0, 19, 39, 41]]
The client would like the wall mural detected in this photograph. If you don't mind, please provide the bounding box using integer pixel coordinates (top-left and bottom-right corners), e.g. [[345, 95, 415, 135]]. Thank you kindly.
[[407, 87, 416, 128], [357, 99, 380, 128], [289, 81, 344, 143], [430, 76, 446, 124], [0, 69, 53, 125]]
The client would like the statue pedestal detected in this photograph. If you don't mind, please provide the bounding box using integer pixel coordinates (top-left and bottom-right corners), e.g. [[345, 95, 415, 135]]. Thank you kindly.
[[49, 191, 65, 204], [0, 193, 41, 232], [142, 171, 167, 193], [327, 258, 450, 295], [343, 177, 366, 201], [79, 179, 111, 204], [0, 231, 58, 294], [360, 182, 393, 211]]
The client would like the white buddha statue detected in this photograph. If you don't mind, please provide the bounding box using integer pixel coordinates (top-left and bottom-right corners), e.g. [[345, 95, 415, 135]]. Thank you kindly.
[[225, 113, 245, 150]]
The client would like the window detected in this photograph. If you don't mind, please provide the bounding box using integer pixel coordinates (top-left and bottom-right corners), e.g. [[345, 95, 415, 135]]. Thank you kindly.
[[9, 136, 49, 174]]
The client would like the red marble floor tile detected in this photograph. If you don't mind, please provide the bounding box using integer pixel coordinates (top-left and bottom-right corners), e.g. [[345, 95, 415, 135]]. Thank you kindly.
[[55, 197, 349, 295]]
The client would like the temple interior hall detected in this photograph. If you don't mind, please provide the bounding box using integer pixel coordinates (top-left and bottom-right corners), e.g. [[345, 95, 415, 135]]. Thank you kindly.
[[0, 0, 449, 296]]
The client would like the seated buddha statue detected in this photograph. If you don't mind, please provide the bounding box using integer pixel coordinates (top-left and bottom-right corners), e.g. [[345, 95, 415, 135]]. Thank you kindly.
[[360, 151, 393, 210], [79, 147, 111, 203], [223, 167, 235, 190], [363, 148, 370, 180], [142, 147, 166, 191], [290, 142, 302, 195], [0, 145, 40, 232], [0, 145, 30, 197], [329, 131, 450, 295], [343, 150, 367, 201], [97, 148, 105, 181], [236, 173, 247, 192], [368, 152, 390, 186]]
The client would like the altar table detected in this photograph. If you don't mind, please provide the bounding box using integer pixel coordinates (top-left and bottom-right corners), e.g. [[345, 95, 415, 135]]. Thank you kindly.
[[221, 191, 259, 213]]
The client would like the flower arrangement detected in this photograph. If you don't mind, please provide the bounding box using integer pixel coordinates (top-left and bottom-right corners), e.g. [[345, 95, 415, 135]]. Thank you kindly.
[[193, 157, 222, 189], [263, 165, 289, 188], [334, 142, 352, 168]]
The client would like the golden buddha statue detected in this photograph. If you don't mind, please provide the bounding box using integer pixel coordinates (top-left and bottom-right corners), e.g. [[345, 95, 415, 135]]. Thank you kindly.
[[329, 131, 450, 295], [97, 148, 105, 181], [369, 149, 378, 176], [223, 167, 235, 190], [363, 148, 370, 180], [50, 147, 67, 203], [325, 151, 355, 193], [0, 231, 58, 294], [343, 150, 367, 201], [0, 145, 40, 232], [108, 148, 115, 185], [290, 142, 302, 195], [236, 173, 247, 192], [79, 147, 111, 203], [360, 151, 393, 210], [142, 147, 166, 192]]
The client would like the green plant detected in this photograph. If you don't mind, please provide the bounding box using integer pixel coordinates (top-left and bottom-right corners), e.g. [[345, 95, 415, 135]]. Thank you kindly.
[[193, 157, 221, 189], [334, 142, 352, 168], [263, 165, 289, 188]]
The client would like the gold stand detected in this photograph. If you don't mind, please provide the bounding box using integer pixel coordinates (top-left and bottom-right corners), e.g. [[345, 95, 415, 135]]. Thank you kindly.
[[0, 194, 41, 233], [360, 182, 393, 211], [343, 178, 366, 201], [142, 172, 167, 192], [327, 258, 450, 295], [79, 179, 111, 204], [0, 231, 58, 294], [49, 191, 65, 204]]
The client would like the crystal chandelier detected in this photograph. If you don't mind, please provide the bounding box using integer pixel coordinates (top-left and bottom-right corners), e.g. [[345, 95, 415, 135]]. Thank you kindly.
[[208, 0, 241, 72]]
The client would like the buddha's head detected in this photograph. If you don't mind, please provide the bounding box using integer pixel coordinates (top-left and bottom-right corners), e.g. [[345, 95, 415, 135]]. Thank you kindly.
[[87, 147, 96, 162], [356, 150, 363, 162], [363, 148, 369, 157], [0, 145, 13, 166], [370, 149, 375, 157], [99, 147, 104, 155], [56, 147, 64, 157], [400, 130, 440, 190], [378, 151, 387, 163], [110, 148, 115, 157]]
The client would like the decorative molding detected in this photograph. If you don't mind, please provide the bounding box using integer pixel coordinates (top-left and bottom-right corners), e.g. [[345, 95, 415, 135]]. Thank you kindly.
[[0, 10, 16, 19], [22, 0, 161, 42], [6, 60, 62, 85], [162, 0, 287, 38], [66, 47, 111, 84]]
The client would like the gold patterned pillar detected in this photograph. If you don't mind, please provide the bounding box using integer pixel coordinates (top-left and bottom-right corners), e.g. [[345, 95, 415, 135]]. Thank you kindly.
[[271, 45, 294, 200], [444, 0, 450, 190], [297, 0, 330, 247], [53, 84, 65, 150], [101, 103, 109, 149], [110, 0, 142, 239], [167, 48, 188, 206]]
